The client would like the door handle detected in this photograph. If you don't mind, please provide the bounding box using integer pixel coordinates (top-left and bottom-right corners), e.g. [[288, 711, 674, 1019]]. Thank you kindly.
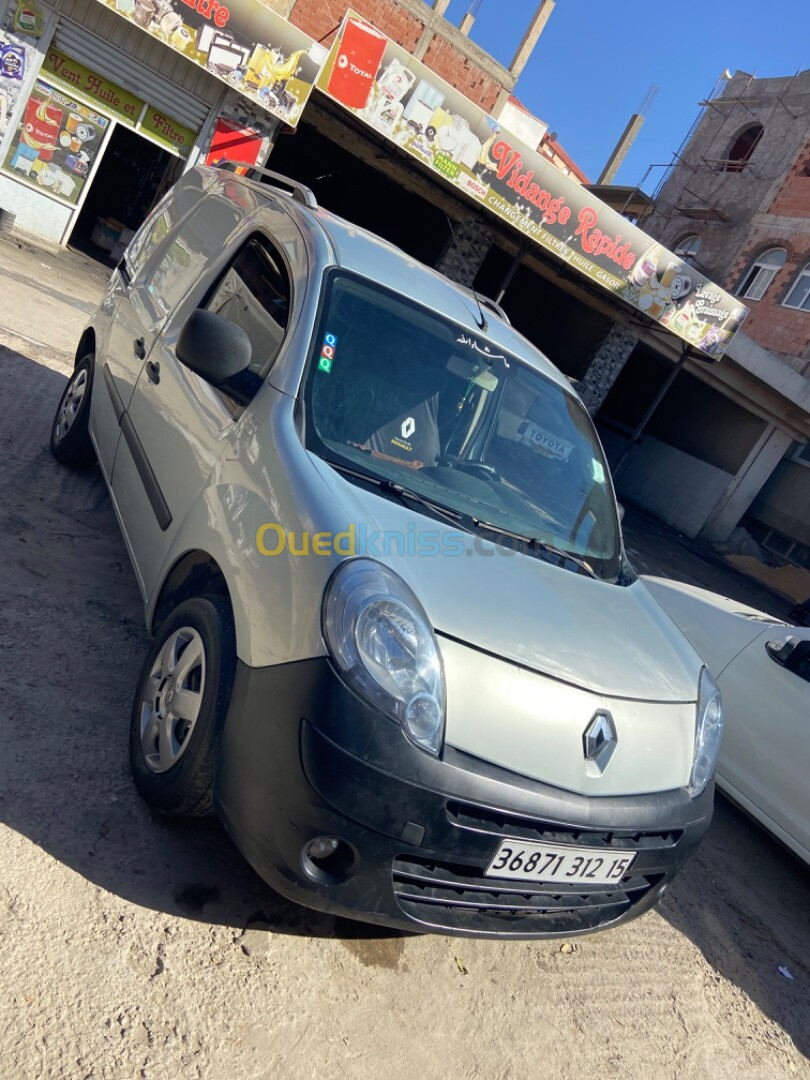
[[146, 360, 160, 385], [134, 337, 146, 360]]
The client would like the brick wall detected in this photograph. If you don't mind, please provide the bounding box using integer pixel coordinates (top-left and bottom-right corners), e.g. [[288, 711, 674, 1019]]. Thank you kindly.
[[287, 0, 423, 51], [769, 139, 810, 218], [419, 35, 501, 112], [725, 235, 810, 359], [721, 139, 810, 359], [286, 0, 503, 110]]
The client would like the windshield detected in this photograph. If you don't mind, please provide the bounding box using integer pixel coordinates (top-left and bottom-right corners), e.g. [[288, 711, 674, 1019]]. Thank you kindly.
[[302, 272, 621, 581]]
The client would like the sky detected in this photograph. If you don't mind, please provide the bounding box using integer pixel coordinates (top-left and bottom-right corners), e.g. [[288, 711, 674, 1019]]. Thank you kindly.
[[442, 0, 810, 190]]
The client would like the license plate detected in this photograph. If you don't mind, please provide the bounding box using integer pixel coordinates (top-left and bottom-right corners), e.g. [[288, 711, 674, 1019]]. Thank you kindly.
[[485, 840, 637, 886]]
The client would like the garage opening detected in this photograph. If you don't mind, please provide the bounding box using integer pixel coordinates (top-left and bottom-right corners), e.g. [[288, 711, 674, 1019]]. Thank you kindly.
[[268, 119, 452, 265], [474, 244, 613, 380], [69, 125, 183, 264]]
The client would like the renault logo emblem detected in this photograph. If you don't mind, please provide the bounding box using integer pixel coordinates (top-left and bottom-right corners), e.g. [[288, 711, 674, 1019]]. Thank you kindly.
[[583, 710, 617, 774], [401, 416, 416, 439]]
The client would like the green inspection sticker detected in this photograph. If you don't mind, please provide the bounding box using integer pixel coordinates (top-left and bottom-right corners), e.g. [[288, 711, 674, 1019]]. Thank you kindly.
[[318, 356, 333, 373]]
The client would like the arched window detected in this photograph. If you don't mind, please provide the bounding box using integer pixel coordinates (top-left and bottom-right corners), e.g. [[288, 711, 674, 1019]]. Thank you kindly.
[[736, 247, 786, 300], [722, 123, 764, 171], [783, 262, 810, 312], [674, 234, 702, 266]]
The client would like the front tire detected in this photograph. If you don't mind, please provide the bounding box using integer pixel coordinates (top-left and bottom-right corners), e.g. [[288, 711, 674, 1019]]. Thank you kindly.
[[50, 355, 96, 467], [129, 595, 237, 817]]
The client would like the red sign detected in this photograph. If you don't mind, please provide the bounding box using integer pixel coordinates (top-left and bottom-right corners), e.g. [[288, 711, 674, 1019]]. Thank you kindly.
[[204, 117, 263, 169]]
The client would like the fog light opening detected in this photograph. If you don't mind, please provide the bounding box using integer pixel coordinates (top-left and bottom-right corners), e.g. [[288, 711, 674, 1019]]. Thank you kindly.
[[301, 836, 354, 884]]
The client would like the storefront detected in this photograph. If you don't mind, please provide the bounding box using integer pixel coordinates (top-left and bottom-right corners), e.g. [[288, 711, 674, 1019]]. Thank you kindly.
[[0, 0, 323, 255]]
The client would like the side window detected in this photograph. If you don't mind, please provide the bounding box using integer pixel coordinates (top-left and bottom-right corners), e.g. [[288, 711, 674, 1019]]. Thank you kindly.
[[201, 234, 291, 401], [147, 196, 241, 318], [124, 176, 206, 284]]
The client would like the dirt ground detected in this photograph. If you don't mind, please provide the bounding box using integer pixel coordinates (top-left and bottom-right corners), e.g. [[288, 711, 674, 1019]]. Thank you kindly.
[[0, 241, 808, 1079]]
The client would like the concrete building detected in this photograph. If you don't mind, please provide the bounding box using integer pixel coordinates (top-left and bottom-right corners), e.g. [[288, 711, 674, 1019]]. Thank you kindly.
[[628, 69, 810, 561]]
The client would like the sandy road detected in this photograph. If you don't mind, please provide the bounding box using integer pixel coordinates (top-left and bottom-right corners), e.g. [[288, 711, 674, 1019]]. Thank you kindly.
[[0, 248, 808, 1079]]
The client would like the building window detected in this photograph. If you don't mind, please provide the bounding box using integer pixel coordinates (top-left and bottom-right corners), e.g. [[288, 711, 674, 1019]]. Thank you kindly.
[[722, 123, 764, 172], [736, 247, 786, 300], [782, 263, 810, 312], [674, 234, 702, 265]]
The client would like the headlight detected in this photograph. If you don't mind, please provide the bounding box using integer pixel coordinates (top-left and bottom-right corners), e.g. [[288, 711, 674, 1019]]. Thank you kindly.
[[322, 559, 446, 755], [689, 667, 723, 797]]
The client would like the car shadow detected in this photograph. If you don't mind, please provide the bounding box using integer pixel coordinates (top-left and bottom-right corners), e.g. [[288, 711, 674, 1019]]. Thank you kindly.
[[658, 793, 810, 1058], [0, 348, 807, 1015], [0, 345, 404, 943]]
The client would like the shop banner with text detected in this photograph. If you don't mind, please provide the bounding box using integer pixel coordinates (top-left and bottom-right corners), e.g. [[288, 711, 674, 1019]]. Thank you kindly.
[[317, 12, 748, 359], [95, 0, 327, 129]]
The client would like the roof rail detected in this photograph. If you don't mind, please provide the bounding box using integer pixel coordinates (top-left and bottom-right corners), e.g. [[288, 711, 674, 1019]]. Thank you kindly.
[[215, 162, 318, 209]]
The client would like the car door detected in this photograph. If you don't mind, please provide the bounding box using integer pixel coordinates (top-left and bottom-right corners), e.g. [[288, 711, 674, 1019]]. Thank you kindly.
[[717, 628, 810, 860], [112, 213, 295, 600], [91, 181, 207, 476]]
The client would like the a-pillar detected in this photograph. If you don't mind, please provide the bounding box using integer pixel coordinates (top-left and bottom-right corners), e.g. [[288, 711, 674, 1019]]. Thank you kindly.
[[574, 323, 638, 415], [699, 425, 793, 543], [434, 217, 495, 287]]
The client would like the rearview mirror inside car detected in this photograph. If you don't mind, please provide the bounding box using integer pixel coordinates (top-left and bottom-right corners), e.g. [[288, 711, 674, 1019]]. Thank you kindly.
[[176, 309, 252, 387]]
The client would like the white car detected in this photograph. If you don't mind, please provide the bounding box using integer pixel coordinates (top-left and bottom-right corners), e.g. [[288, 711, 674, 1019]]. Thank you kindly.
[[644, 577, 809, 866]]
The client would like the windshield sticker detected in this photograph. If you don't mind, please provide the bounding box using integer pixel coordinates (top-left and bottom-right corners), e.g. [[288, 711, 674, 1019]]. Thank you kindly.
[[456, 333, 506, 362], [318, 332, 338, 373], [591, 459, 606, 484], [517, 421, 574, 461]]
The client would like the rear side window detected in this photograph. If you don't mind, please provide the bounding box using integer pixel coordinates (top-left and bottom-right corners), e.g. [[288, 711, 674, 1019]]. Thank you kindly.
[[201, 234, 291, 403]]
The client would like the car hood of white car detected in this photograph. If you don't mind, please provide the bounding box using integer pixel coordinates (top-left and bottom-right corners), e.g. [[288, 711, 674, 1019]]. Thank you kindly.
[[313, 461, 704, 703], [641, 576, 788, 677]]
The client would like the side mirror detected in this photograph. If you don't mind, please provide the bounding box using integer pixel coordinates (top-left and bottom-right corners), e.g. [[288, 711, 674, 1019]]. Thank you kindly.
[[766, 636, 810, 677], [176, 309, 252, 386]]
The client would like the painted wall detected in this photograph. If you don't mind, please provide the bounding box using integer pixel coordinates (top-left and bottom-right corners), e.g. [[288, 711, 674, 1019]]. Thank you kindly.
[[601, 429, 733, 539], [0, 172, 69, 240], [749, 457, 810, 548]]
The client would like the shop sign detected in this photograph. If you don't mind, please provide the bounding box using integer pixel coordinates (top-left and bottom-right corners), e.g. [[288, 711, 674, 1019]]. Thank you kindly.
[[42, 48, 143, 125], [317, 12, 749, 360], [2, 78, 109, 204], [139, 106, 195, 156], [13, 0, 45, 36], [93, 0, 327, 129]]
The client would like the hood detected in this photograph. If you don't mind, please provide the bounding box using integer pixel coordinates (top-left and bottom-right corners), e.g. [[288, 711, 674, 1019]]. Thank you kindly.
[[642, 575, 786, 678], [311, 459, 704, 703]]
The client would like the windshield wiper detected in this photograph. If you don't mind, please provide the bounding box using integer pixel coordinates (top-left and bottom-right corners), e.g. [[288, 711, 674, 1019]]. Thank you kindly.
[[472, 518, 599, 579], [325, 459, 473, 534]]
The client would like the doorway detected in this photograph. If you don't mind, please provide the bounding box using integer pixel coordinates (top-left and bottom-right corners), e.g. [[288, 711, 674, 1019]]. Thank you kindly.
[[70, 125, 183, 263]]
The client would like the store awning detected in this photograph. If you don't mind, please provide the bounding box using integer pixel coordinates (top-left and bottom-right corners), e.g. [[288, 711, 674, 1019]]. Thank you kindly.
[[95, 0, 327, 128], [315, 10, 749, 361]]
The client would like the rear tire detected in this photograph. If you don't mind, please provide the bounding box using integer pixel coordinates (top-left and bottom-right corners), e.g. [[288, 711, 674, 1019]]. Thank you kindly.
[[129, 595, 237, 817], [50, 355, 96, 467]]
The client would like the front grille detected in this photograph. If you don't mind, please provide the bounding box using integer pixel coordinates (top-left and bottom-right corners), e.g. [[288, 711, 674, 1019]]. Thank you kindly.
[[447, 800, 684, 851], [392, 854, 662, 936]]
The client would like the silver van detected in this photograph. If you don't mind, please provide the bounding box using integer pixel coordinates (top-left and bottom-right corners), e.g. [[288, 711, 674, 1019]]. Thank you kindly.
[[50, 165, 721, 938]]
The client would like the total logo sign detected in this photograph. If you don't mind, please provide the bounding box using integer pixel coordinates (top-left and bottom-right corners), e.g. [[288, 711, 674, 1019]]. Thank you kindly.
[[337, 53, 374, 80]]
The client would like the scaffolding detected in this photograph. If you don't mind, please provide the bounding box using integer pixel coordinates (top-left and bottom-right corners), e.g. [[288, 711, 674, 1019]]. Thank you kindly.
[[649, 68, 808, 234]]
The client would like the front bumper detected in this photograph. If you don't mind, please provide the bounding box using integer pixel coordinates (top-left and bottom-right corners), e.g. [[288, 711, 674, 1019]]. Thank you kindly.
[[215, 658, 713, 938]]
